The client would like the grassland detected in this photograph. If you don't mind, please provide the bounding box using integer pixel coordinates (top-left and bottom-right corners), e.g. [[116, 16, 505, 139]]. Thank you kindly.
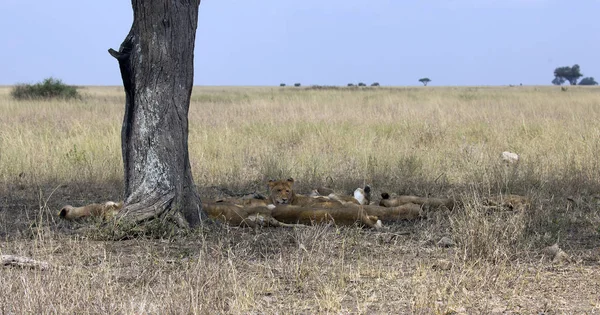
[[0, 85, 599, 313]]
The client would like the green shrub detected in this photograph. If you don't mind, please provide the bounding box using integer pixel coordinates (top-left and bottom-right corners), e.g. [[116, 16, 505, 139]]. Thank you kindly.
[[279, 83, 286, 87], [294, 83, 301, 87], [11, 77, 80, 100], [358, 82, 366, 87], [371, 82, 380, 87], [347, 83, 354, 87]]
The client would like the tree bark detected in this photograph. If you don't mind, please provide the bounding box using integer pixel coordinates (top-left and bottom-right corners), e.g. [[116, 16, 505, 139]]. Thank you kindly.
[[108, 0, 205, 228]]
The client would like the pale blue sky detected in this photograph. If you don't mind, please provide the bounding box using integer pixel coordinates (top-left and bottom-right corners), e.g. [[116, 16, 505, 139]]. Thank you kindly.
[[1, 0, 598, 86]]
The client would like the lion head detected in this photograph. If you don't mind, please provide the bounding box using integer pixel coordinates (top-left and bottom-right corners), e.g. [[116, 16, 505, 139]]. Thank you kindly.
[[267, 178, 296, 205]]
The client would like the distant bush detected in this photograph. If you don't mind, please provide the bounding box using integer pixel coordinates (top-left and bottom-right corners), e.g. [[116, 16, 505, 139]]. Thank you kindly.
[[294, 83, 301, 87], [11, 77, 79, 100], [358, 82, 366, 87], [280, 83, 286, 87], [347, 83, 354, 87], [371, 82, 380, 87], [578, 77, 598, 86]]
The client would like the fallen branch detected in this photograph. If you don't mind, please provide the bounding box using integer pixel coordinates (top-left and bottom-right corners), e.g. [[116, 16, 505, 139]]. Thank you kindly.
[[1, 255, 51, 270]]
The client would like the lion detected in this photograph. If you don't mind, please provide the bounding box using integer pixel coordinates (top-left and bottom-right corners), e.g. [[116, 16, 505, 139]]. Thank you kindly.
[[267, 178, 345, 207], [269, 204, 382, 229], [315, 186, 334, 196], [483, 194, 530, 211], [353, 186, 371, 205], [360, 203, 423, 222], [379, 193, 456, 210], [204, 201, 385, 229], [203, 201, 305, 228], [270, 203, 423, 228], [212, 196, 271, 208], [268, 178, 370, 207], [59, 201, 123, 221], [327, 186, 372, 206]]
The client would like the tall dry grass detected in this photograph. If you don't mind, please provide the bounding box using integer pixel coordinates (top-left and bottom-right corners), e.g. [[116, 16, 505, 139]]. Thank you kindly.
[[1, 85, 600, 313], [1, 85, 599, 194]]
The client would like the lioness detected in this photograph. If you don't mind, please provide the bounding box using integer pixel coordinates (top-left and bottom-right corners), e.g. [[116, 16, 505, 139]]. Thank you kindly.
[[268, 178, 370, 207], [203, 201, 304, 228], [59, 201, 123, 220], [379, 193, 455, 210], [270, 203, 423, 228], [360, 203, 423, 222], [270, 204, 382, 229], [212, 197, 271, 208], [59, 199, 304, 228], [327, 186, 372, 205], [268, 178, 345, 207]]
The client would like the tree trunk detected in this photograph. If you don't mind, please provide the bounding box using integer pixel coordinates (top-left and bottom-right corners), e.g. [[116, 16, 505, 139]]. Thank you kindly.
[[108, 0, 205, 228]]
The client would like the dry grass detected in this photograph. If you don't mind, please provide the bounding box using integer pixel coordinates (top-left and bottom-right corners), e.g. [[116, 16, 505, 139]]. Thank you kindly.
[[1, 85, 599, 313], [2, 85, 600, 192]]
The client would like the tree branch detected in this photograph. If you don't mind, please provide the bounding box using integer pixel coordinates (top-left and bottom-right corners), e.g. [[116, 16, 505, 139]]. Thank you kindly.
[[1, 255, 51, 271]]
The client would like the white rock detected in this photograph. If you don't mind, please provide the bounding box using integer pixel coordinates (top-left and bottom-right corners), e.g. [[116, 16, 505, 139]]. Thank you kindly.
[[501, 151, 519, 164]]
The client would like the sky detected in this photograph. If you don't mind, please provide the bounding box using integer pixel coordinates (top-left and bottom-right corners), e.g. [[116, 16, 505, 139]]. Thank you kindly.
[[1, 0, 599, 86]]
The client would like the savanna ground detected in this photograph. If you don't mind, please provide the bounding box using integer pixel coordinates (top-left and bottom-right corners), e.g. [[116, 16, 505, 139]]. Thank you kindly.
[[1, 85, 599, 314]]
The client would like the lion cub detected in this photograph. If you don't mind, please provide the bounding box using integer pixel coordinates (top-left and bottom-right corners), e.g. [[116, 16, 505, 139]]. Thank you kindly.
[[59, 201, 123, 220]]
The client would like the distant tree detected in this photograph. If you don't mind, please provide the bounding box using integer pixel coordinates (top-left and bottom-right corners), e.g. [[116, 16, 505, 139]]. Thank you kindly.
[[419, 78, 431, 86], [280, 83, 286, 87], [578, 77, 598, 86], [371, 82, 380, 87], [347, 83, 354, 87], [553, 64, 583, 85], [358, 82, 366, 87], [294, 83, 301, 87]]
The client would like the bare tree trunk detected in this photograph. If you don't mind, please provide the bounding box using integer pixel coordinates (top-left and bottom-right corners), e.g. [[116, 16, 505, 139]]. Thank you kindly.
[[108, 0, 205, 228]]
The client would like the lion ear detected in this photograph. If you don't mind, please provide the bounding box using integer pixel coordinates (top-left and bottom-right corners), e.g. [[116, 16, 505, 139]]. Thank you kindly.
[[287, 178, 294, 183], [267, 179, 276, 188]]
